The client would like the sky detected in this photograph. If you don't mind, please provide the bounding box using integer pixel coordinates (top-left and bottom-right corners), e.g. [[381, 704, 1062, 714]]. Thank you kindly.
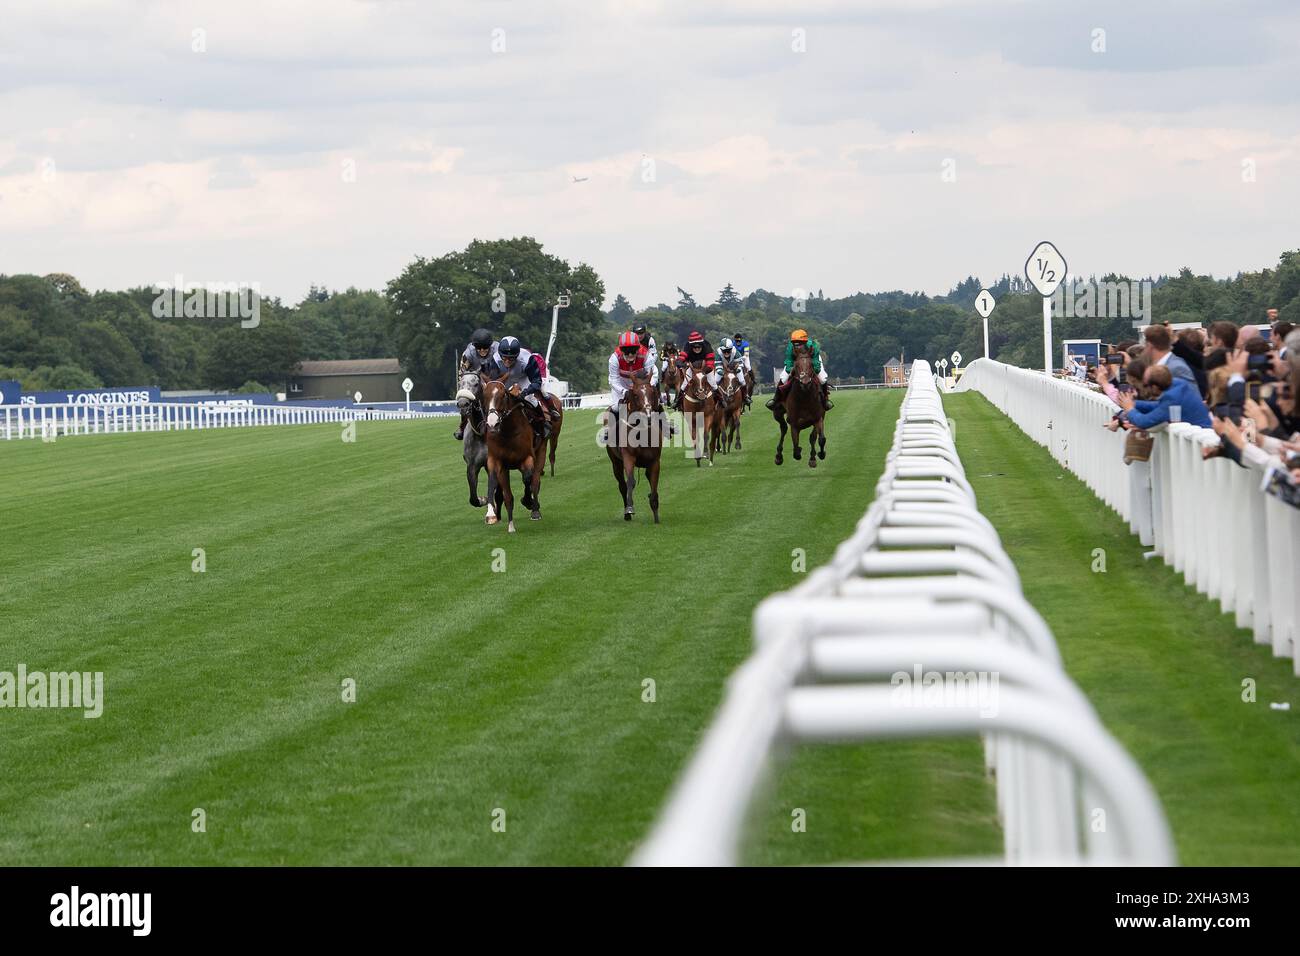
[[1, 0, 1298, 309]]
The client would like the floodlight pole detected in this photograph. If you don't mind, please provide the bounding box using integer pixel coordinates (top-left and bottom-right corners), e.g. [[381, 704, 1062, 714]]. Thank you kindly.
[[545, 292, 570, 369]]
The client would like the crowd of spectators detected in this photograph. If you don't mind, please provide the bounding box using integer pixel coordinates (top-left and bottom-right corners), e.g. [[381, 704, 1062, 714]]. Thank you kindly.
[[1074, 319, 1300, 527]]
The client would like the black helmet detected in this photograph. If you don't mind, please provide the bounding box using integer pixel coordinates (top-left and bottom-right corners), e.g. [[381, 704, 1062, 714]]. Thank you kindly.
[[471, 328, 493, 348], [734, 331, 745, 341], [498, 335, 521, 358], [632, 322, 648, 335]]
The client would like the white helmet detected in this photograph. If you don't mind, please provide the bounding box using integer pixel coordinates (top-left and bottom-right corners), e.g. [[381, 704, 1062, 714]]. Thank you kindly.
[[720, 337, 735, 353]]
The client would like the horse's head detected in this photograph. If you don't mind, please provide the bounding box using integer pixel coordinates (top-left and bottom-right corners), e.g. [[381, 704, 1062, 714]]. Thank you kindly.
[[456, 371, 481, 409], [793, 349, 815, 385], [686, 368, 711, 402], [479, 373, 517, 434], [627, 369, 658, 412]]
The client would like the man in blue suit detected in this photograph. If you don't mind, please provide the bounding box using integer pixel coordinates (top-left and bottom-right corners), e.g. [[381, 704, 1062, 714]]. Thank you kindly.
[[1116, 365, 1212, 429]]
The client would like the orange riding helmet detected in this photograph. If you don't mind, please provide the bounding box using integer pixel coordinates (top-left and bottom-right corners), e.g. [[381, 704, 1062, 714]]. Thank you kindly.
[[790, 329, 809, 343]]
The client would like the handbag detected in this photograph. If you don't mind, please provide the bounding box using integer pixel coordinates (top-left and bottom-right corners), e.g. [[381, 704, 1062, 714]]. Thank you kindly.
[[1124, 428, 1153, 464]]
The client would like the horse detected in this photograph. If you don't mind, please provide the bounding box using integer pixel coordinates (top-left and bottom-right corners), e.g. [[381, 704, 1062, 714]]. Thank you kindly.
[[480, 373, 545, 531], [716, 367, 745, 453], [455, 371, 489, 507], [680, 366, 719, 466], [660, 341, 680, 406], [773, 349, 826, 468], [541, 393, 564, 476], [605, 370, 664, 522]]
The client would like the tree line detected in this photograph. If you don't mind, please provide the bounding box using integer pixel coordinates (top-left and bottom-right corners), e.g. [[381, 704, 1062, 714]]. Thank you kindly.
[[4, 244, 1298, 398]]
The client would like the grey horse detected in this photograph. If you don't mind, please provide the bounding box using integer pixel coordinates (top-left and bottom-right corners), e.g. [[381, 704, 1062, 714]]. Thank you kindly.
[[456, 371, 489, 507]]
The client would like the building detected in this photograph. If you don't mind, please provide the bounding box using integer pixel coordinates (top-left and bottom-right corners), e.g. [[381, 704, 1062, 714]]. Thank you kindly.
[[883, 356, 907, 387], [287, 359, 406, 402]]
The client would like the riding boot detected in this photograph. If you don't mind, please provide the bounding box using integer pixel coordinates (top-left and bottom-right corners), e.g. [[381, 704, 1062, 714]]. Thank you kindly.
[[765, 384, 786, 411], [821, 382, 834, 410]]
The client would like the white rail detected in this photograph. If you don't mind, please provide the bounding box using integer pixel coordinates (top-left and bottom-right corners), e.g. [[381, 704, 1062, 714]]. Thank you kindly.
[[956, 358, 1299, 674], [634, 360, 1173, 866], [1, 401, 453, 441]]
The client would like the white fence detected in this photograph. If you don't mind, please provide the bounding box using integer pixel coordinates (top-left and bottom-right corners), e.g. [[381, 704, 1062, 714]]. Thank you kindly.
[[956, 358, 1300, 674], [1, 401, 453, 441], [634, 360, 1173, 866]]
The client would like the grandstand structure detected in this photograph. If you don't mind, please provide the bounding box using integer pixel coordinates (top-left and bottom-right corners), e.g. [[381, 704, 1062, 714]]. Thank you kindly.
[[635, 361, 1175, 866]]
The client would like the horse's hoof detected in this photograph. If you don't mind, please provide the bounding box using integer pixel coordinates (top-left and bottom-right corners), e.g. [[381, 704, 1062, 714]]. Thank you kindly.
[[818, 450, 825, 460], [508, 522, 517, 533], [624, 511, 633, 521], [486, 516, 499, 525], [530, 511, 541, 521], [653, 513, 660, 524], [809, 458, 817, 469], [775, 456, 783, 465], [793, 448, 802, 460]]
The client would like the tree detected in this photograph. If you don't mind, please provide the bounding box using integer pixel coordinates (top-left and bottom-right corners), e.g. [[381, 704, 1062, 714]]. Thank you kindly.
[[676, 287, 697, 311], [608, 294, 635, 326], [204, 319, 302, 389], [717, 283, 741, 310], [385, 237, 606, 394]]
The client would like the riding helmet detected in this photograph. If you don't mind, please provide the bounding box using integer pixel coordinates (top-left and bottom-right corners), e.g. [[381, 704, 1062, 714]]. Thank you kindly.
[[720, 337, 735, 352], [688, 330, 704, 345], [617, 330, 639, 351], [471, 328, 493, 348], [632, 322, 648, 335], [498, 335, 521, 357], [790, 329, 809, 343]]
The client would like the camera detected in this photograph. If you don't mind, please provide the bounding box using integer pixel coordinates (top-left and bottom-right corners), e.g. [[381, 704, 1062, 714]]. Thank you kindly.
[[1213, 402, 1243, 425]]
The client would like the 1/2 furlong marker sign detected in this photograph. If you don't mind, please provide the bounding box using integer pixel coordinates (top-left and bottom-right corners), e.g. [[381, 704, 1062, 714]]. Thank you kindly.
[[1025, 241, 1067, 375]]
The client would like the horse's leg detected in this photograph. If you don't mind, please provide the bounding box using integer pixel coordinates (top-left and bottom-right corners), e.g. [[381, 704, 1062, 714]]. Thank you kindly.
[[485, 460, 500, 524], [623, 451, 636, 521], [501, 467, 517, 533], [549, 428, 557, 477], [610, 450, 629, 509], [467, 457, 481, 508], [647, 455, 661, 524], [792, 419, 804, 460], [775, 418, 787, 465], [523, 451, 541, 518], [817, 417, 826, 460], [806, 422, 817, 468]]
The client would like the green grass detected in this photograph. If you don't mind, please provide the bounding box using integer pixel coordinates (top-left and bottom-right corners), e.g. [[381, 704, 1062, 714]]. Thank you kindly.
[[946, 391, 1300, 865], [0, 390, 1002, 865]]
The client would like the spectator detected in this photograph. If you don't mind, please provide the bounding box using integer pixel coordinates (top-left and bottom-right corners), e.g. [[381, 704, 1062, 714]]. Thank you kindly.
[[1171, 327, 1209, 398], [1116, 365, 1213, 429], [1142, 325, 1197, 389]]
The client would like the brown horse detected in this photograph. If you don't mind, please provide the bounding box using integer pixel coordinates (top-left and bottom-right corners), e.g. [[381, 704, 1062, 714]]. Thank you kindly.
[[660, 342, 680, 406], [773, 349, 826, 468], [680, 367, 719, 466], [480, 373, 544, 531], [716, 367, 745, 453], [606, 370, 664, 522], [541, 393, 564, 476]]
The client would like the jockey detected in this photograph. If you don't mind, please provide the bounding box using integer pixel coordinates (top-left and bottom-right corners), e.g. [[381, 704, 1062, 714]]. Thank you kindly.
[[733, 331, 752, 377], [717, 336, 751, 409], [632, 321, 658, 372], [766, 328, 833, 411], [454, 327, 496, 440], [673, 330, 715, 409], [490, 335, 552, 440], [608, 331, 659, 432]]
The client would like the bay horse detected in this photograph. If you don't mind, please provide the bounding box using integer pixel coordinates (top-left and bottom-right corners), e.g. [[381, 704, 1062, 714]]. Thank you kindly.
[[606, 370, 663, 522], [680, 366, 719, 466], [541, 394, 564, 476], [773, 349, 826, 468], [716, 367, 745, 453], [480, 372, 545, 531], [455, 371, 488, 507], [660, 341, 680, 406]]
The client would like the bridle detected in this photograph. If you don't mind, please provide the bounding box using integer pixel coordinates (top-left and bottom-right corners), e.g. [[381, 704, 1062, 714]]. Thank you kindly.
[[482, 380, 524, 434], [682, 369, 711, 405], [458, 374, 486, 436]]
